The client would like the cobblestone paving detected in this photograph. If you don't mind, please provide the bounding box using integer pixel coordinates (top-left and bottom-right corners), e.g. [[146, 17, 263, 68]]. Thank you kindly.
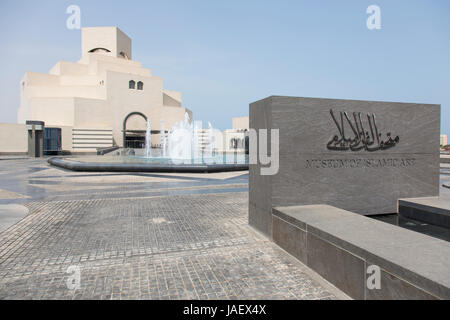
[[0, 159, 342, 300]]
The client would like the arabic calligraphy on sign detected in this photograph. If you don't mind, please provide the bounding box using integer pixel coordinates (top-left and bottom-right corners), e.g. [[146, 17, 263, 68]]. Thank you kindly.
[[327, 109, 399, 152]]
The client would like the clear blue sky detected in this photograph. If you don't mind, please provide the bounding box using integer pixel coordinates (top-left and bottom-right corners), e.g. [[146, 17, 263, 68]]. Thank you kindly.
[[0, 0, 449, 133]]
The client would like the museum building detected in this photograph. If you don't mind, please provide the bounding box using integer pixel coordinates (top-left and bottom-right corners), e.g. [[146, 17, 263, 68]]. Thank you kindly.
[[6, 27, 192, 154]]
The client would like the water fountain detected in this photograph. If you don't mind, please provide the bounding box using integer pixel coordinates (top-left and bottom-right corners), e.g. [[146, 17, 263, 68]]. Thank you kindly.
[[167, 113, 194, 160], [206, 122, 214, 158], [145, 119, 151, 158], [48, 112, 248, 173], [160, 120, 166, 157]]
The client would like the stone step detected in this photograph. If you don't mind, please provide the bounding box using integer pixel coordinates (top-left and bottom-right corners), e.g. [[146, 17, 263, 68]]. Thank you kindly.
[[272, 204, 450, 300], [398, 197, 450, 229]]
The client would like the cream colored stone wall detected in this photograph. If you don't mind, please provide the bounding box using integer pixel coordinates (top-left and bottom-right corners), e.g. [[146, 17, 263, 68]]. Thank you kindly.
[[163, 93, 182, 107], [116, 28, 133, 59], [17, 26, 191, 151], [24, 86, 105, 100], [81, 27, 132, 59], [441, 134, 448, 146], [79, 54, 144, 71], [232, 116, 249, 130], [94, 59, 150, 77], [0, 123, 75, 154], [73, 128, 113, 152], [60, 126, 73, 151], [0, 123, 27, 153], [22, 72, 60, 86], [163, 90, 182, 103], [213, 130, 225, 152], [26, 98, 75, 127], [73, 98, 110, 129], [50, 61, 89, 76]]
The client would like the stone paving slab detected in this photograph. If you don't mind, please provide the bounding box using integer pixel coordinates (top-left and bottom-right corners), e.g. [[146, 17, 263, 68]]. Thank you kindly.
[[1, 157, 449, 300], [0, 191, 342, 300], [0, 243, 336, 300], [0, 205, 29, 233], [0, 189, 29, 200], [35, 183, 248, 202]]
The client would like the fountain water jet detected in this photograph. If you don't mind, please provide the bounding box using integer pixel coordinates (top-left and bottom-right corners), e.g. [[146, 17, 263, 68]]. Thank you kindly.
[[163, 113, 218, 163], [145, 119, 151, 158], [160, 121, 166, 157], [49, 112, 248, 172], [168, 113, 193, 160]]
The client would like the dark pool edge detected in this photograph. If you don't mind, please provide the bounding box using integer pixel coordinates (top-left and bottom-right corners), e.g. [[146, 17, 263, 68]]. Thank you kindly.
[[48, 157, 249, 173]]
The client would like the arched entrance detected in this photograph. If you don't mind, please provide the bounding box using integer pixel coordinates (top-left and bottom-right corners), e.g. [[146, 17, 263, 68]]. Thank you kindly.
[[123, 112, 147, 148]]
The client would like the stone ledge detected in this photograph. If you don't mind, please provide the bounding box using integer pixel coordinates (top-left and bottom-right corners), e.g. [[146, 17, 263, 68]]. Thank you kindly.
[[399, 197, 450, 228], [48, 157, 249, 173], [272, 205, 450, 300]]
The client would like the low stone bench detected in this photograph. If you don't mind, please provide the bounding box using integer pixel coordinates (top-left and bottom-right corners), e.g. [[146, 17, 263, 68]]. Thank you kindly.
[[272, 205, 450, 300], [399, 197, 450, 228]]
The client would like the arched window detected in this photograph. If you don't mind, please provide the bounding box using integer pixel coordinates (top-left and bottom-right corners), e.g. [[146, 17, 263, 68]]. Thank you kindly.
[[137, 81, 144, 90], [129, 80, 136, 89], [88, 48, 111, 54]]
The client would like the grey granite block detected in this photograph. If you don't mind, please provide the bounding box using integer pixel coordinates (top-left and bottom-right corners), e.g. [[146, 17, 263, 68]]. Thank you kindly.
[[272, 215, 307, 264], [273, 152, 438, 215], [249, 164, 272, 212], [249, 96, 440, 235], [365, 267, 438, 300], [272, 207, 307, 230], [249, 97, 273, 236], [307, 232, 366, 300], [398, 197, 450, 228], [272, 204, 450, 299], [249, 203, 273, 238]]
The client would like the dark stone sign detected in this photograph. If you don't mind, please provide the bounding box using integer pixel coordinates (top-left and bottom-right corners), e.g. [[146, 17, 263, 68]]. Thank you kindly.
[[249, 96, 440, 236]]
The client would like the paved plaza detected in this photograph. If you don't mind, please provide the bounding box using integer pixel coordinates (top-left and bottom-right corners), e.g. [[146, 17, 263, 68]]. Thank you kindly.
[[0, 158, 348, 300]]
